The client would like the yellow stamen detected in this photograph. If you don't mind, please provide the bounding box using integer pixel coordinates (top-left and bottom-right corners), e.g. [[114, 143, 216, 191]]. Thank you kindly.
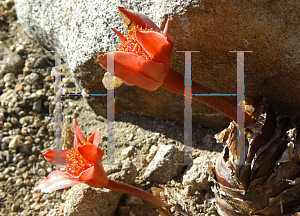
[[117, 26, 151, 59], [65, 140, 93, 176]]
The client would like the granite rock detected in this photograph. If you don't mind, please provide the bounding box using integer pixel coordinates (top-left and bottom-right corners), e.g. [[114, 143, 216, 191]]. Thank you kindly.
[[14, 0, 300, 129], [143, 145, 184, 183]]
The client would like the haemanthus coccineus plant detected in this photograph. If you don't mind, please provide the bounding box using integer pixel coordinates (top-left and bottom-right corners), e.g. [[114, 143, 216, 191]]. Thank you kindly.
[[38, 119, 169, 215], [98, 7, 300, 215], [211, 96, 300, 215]]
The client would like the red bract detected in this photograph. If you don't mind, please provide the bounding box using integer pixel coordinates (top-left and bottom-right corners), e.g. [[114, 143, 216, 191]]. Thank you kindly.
[[38, 119, 108, 192], [98, 6, 173, 91]]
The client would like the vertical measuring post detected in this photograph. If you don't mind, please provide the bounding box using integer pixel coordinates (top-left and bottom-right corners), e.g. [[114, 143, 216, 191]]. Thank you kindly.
[[176, 51, 200, 165], [230, 51, 253, 165], [106, 52, 116, 164], [53, 51, 63, 165]]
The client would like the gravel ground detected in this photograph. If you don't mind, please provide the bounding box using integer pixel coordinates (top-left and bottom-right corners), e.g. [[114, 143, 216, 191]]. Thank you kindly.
[[0, 1, 224, 215]]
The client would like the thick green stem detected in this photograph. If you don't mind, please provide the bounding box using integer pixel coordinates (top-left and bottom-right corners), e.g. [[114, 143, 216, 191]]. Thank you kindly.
[[105, 179, 169, 215], [162, 68, 237, 122]]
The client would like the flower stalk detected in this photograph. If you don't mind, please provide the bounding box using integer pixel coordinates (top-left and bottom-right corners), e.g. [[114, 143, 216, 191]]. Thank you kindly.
[[106, 179, 169, 215], [162, 68, 237, 122]]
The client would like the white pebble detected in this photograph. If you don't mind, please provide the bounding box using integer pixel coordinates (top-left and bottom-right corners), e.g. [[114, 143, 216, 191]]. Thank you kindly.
[[15, 45, 25, 54], [9, 136, 21, 149], [2, 136, 13, 143], [121, 146, 134, 158], [24, 73, 39, 84], [3, 73, 14, 83]]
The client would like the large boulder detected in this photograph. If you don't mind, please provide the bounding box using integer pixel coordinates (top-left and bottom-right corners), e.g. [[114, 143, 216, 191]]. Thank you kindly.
[[15, 0, 300, 129]]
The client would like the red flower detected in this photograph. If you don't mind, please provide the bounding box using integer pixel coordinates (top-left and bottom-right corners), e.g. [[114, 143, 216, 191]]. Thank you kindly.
[[98, 7, 173, 91], [98, 7, 237, 123], [38, 119, 108, 192]]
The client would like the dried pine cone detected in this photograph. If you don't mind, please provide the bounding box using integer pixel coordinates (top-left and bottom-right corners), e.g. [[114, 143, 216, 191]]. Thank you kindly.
[[209, 96, 300, 215]]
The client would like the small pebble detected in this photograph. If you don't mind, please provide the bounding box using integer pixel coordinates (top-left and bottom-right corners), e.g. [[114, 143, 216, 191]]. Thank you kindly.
[[24, 73, 39, 84], [33, 100, 42, 111], [19, 116, 30, 125], [15, 82, 25, 92], [9, 136, 20, 149], [15, 45, 25, 54], [2, 136, 13, 143], [34, 119, 43, 128], [6, 177, 12, 183], [121, 146, 134, 158], [46, 167, 53, 173], [15, 178, 23, 186], [37, 168, 46, 176], [3, 73, 14, 84], [24, 194, 32, 201], [10, 117, 19, 125], [28, 155, 38, 162], [23, 67, 31, 76], [17, 162, 23, 168], [4, 122, 12, 128], [15, 169, 21, 176], [0, 173, 4, 181], [11, 203, 20, 212]]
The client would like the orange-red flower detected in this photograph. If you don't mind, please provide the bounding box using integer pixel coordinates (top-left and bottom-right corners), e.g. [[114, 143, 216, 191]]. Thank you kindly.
[[38, 119, 108, 192], [98, 7, 173, 91], [38, 119, 169, 214], [98, 7, 237, 122]]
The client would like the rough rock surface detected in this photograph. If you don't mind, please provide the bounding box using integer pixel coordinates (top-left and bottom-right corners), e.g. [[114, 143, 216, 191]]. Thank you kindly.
[[182, 156, 213, 192], [14, 0, 300, 129], [143, 145, 184, 183], [64, 161, 137, 216]]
